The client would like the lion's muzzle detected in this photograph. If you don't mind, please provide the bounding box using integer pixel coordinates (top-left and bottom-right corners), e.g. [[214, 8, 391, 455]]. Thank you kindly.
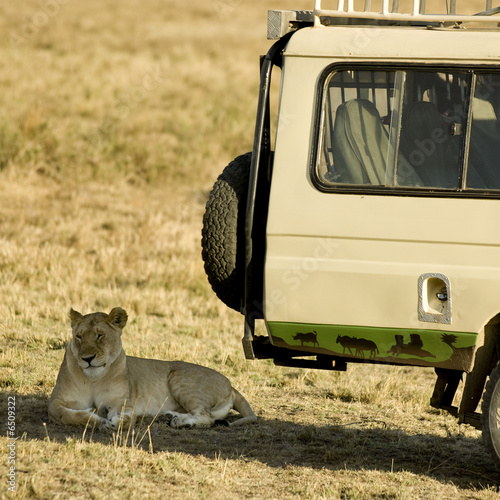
[[82, 355, 96, 367]]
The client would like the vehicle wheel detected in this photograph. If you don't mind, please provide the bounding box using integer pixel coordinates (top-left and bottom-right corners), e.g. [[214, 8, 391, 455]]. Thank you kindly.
[[481, 362, 500, 470], [201, 152, 251, 312]]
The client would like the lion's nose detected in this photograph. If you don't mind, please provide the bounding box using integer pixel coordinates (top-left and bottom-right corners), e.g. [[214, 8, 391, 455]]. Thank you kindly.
[[82, 355, 96, 366]]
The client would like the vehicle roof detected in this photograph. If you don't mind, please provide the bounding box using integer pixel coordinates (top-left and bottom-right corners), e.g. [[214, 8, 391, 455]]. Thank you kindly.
[[283, 24, 500, 64]]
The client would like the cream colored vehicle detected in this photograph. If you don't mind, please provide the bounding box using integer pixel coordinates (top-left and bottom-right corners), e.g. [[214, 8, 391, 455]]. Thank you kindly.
[[202, 0, 500, 467]]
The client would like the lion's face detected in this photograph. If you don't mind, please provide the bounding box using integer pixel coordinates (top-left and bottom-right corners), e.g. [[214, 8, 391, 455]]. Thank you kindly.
[[69, 307, 128, 380]]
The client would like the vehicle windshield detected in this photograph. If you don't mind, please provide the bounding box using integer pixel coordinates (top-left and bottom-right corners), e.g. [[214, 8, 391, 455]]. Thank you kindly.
[[316, 69, 500, 192]]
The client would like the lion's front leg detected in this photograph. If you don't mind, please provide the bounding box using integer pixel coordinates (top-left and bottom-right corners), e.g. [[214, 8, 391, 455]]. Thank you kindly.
[[49, 401, 106, 429]]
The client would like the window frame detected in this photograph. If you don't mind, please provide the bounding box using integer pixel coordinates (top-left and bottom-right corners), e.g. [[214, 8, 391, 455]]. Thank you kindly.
[[310, 63, 500, 199]]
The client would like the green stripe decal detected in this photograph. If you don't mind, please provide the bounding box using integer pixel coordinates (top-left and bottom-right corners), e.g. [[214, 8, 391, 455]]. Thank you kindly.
[[267, 322, 478, 370]]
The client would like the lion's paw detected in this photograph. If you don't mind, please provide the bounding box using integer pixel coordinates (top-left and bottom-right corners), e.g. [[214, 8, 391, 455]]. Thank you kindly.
[[157, 412, 174, 425], [165, 412, 194, 429], [101, 419, 118, 431], [102, 411, 131, 431]]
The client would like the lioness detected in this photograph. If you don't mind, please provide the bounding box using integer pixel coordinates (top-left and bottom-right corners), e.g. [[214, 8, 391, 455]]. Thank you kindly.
[[48, 307, 257, 430]]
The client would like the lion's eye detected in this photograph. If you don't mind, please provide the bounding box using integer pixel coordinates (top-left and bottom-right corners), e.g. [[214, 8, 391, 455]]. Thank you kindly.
[[75, 335, 82, 342], [97, 334, 104, 341]]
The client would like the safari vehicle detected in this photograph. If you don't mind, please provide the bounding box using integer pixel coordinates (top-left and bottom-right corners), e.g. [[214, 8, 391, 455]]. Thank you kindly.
[[201, 0, 500, 467]]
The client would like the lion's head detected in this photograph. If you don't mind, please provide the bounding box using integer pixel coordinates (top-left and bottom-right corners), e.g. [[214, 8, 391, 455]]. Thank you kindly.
[[69, 307, 128, 380]]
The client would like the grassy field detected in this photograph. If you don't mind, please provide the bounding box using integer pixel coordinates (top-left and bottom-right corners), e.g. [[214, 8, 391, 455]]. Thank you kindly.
[[1, 0, 499, 498]]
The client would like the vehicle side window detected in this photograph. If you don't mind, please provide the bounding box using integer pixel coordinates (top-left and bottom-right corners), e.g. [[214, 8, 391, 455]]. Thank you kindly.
[[320, 71, 395, 185], [316, 69, 497, 193], [398, 72, 467, 189], [467, 74, 500, 189]]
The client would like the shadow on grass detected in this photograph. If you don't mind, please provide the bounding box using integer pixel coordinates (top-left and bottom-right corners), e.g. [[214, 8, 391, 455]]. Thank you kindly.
[[3, 391, 499, 492]]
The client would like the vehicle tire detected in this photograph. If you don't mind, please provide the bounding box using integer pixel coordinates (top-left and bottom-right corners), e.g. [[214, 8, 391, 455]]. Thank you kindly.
[[201, 152, 251, 312], [481, 361, 500, 470]]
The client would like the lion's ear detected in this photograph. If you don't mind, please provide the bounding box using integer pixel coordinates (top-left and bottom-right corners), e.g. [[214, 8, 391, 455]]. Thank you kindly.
[[107, 307, 128, 329], [69, 308, 83, 329]]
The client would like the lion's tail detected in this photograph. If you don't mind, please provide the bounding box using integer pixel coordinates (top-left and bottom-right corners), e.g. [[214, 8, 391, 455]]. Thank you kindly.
[[230, 388, 257, 426]]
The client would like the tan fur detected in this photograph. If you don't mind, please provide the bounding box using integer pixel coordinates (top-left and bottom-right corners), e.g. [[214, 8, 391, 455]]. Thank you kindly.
[[48, 307, 257, 430]]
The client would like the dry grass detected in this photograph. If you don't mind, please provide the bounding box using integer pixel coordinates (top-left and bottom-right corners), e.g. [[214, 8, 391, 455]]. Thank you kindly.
[[1, 0, 499, 498]]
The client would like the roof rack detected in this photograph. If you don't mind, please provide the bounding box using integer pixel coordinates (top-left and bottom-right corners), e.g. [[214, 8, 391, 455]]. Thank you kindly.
[[268, 1, 500, 39]]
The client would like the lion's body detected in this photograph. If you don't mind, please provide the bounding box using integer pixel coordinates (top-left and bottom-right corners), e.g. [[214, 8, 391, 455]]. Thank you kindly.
[[48, 308, 256, 429]]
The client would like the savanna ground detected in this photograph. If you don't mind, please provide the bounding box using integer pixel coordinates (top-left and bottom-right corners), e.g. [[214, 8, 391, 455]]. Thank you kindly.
[[0, 0, 499, 498]]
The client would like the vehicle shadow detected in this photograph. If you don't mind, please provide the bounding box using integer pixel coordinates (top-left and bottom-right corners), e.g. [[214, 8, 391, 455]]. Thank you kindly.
[[4, 391, 499, 492]]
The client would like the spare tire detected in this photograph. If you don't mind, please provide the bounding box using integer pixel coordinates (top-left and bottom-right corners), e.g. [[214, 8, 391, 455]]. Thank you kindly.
[[481, 361, 500, 471], [201, 152, 251, 312]]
